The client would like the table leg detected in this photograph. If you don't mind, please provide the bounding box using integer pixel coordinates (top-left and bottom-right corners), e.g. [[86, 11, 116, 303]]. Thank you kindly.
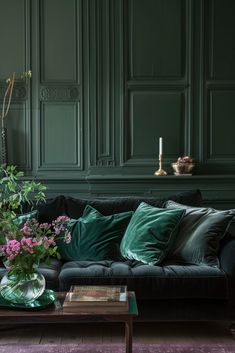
[[125, 317, 133, 353]]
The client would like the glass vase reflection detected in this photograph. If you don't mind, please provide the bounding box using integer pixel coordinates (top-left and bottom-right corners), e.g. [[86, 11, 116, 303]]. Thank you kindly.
[[0, 271, 46, 304]]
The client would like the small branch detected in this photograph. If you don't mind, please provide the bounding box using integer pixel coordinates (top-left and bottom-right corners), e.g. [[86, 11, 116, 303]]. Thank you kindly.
[[3, 72, 15, 121], [1, 82, 11, 129]]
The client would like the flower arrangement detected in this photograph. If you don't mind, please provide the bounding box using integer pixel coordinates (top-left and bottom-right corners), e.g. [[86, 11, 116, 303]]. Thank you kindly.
[[175, 156, 193, 164], [0, 165, 72, 276], [0, 164, 71, 303], [0, 215, 70, 276], [172, 156, 194, 175]]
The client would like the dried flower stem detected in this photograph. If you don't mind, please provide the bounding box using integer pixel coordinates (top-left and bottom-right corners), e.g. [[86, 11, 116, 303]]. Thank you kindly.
[[1, 72, 15, 129]]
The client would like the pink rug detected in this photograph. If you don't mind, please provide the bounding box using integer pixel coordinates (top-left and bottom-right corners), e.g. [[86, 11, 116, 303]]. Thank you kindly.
[[0, 344, 234, 353]]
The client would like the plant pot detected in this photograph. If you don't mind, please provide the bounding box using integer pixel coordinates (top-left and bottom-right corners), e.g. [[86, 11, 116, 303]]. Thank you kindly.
[[171, 162, 195, 175], [0, 271, 46, 304]]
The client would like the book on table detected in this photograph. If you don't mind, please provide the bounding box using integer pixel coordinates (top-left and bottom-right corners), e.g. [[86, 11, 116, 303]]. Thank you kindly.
[[62, 285, 129, 312]]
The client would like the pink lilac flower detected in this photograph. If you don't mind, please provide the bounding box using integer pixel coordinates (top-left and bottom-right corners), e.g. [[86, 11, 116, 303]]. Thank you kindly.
[[44, 236, 56, 246], [0, 244, 6, 253], [21, 237, 36, 254], [52, 216, 70, 235], [22, 225, 33, 235], [39, 223, 51, 229], [7, 240, 21, 253]]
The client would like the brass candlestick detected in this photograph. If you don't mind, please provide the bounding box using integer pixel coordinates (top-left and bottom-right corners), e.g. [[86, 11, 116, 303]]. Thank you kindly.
[[154, 154, 167, 176]]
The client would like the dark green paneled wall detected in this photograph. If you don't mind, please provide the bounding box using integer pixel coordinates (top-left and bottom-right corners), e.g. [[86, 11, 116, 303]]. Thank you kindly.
[[1, 0, 235, 208]]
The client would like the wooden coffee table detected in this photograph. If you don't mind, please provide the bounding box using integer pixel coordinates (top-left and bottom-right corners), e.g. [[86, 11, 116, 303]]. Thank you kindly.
[[0, 291, 138, 353]]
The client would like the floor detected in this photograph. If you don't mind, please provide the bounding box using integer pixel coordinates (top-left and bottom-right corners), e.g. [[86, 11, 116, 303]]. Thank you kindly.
[[0, 321, 233, 345]]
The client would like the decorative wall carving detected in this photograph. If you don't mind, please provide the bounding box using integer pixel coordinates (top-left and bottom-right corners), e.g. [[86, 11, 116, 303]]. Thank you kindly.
[[40, 86, 80, 101], [0, 84, 27, 101]]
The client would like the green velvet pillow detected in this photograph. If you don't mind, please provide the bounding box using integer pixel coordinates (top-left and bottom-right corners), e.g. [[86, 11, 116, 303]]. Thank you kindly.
[[120, 202, 185, 265], [56, 206, 133, 261], [165, 200, 235, 267], [13, 210, 38, 226]]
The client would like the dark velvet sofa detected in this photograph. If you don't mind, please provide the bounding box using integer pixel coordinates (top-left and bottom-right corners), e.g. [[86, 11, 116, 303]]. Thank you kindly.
[[1, 189, 235, 325]]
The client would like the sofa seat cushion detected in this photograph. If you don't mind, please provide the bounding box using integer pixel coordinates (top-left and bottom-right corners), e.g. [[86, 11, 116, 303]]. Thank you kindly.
[[59, 260, 227, 300], [38, 258, 63, 291]]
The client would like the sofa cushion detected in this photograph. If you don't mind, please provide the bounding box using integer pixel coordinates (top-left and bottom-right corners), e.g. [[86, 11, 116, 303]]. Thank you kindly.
[[35, 195, 67, 224], [13, 210, 38, 226], [165, 200, 235, 267], [38, 258, 63, 291], [56, 206, 133, 262], [64, 190, 202, 219], [59, 260, 227, 300], [120, 202, 185, 265]]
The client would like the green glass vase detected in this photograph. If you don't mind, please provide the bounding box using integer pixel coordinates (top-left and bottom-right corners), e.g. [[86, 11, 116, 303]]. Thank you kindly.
[[0, 271, 46, 304]]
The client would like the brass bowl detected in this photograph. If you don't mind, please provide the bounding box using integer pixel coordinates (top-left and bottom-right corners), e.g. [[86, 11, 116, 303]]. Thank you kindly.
[[171, 162, 194, 175]]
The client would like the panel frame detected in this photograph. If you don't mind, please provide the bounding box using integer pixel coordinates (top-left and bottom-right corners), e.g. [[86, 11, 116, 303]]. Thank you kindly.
[[38, 101, 82, 170], [121, 0, 193, 170]]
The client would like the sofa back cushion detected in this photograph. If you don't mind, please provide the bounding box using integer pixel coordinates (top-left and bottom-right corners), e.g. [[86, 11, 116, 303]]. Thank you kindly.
[[165, 200, 235, 267], [30, 195, 67, 224], [64, 189, 202, 219], [120, 202, 185, 265], [56, 206, 133, 261]]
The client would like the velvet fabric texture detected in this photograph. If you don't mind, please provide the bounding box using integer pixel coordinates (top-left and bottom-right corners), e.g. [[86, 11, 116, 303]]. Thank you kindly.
[[120, 202, 185, 265], [56, 206, 133, 261], [64, 189, 202, 219], [13, 210, 38, 226], [165, 200, 235, 266], [59, 259, 227, 298]]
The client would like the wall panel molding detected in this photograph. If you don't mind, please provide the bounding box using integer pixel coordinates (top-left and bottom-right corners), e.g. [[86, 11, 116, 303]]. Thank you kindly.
[[122, 0, 192, 169], [2, 0, 235, 203], [38, 102, 82, 170], [201, 0, 235, 174], [39, 0, 80, 83], [88, 0, 116, 168], [206, 0, 235, 81], [0, 0, 32, 169], [126, 0, 188, 80], [123, 89, 186, 166]]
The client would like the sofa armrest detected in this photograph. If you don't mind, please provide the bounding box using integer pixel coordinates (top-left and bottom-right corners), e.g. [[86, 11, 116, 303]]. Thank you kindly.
[[219, 236, 235, 303]]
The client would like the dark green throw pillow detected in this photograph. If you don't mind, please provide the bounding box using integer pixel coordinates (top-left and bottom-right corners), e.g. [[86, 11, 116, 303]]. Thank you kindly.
[[82, 204, 103, 219], [56, 206, 133, 261], [120, 202, 185, 266], [165, 200, 235, 267]]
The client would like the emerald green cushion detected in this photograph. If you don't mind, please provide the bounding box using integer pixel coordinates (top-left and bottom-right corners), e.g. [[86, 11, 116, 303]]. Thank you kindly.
[[120, 202, 185, 265], [56, 206, 133, 261], [13, 210, 38, 226]]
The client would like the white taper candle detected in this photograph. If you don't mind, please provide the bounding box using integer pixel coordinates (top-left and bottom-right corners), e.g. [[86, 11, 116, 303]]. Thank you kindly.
[[159, 137, 163, 155]]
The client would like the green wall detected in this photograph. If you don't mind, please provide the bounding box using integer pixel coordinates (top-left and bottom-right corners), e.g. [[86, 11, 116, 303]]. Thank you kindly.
[[1, 0, 235, 208]]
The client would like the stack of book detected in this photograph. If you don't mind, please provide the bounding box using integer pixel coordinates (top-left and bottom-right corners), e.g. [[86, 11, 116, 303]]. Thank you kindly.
[[62, 285, 129, 313]]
